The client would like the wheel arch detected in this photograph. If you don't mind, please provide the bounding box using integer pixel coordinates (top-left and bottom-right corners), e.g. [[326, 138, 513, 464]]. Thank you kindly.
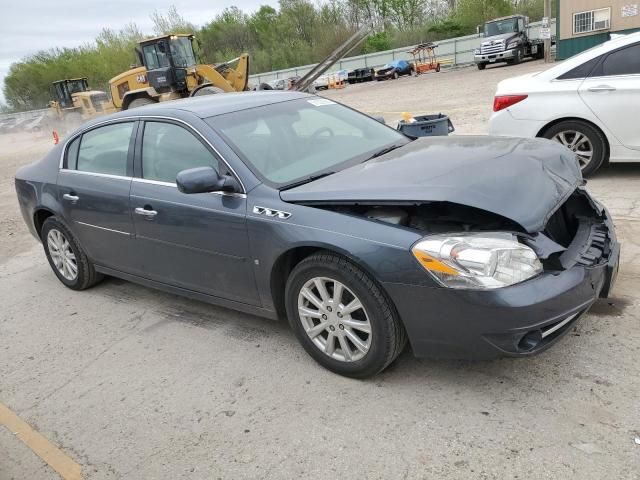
[[121, 89, 157, 110], [536, 116, 611, 158], [269, 244, 387, 320], [33, 207, 56, 239]]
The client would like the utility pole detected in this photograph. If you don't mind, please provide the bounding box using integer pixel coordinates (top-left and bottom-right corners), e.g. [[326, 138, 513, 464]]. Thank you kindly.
[[544, 0, 552, 62]]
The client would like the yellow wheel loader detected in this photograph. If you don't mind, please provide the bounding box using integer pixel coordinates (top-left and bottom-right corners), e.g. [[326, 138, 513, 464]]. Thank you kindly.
[[109, 34, 249, 110], [49, 78, 116, 120]]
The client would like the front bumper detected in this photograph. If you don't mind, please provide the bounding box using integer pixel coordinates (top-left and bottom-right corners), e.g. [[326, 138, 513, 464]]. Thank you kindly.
[[383, 207, 619, 360], [474, 48, 516, 64], [375, 70, 395, 79]]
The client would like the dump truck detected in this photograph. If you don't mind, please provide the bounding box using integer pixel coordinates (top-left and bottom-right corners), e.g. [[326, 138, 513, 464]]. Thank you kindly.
[[474, 14, 549, 70], [49, 78, 116, 120], [108, 34, 250, 110]]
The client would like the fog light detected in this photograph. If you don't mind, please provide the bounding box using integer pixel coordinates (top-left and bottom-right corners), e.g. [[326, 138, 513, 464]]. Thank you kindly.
[[518, 330, 542, 352]]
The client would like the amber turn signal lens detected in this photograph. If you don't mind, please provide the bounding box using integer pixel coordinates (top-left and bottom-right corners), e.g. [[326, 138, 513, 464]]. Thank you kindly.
[[413, 251, 459, 276]]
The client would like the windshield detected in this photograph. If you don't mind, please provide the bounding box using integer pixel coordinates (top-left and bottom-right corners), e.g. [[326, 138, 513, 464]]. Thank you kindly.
[[206, 98, 408, 187], [484, 18, 519, 36], [67, 79, 88, 94], [170, 37, 197, 67]]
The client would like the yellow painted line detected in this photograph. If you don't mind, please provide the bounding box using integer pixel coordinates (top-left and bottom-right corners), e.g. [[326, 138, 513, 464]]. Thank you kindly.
[[0, 402, 83, 480]]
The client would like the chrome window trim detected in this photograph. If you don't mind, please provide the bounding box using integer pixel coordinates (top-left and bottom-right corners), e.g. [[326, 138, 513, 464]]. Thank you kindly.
[[59, 169, 132, 181], [58, 115, 247, 193], [131, 177, 247, 198]]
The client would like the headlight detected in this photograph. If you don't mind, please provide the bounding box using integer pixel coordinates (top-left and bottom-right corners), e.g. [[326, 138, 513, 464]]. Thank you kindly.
[[474, 48, 480, 55], [507, 41, 520, 49], [411, 233, 542, 289]]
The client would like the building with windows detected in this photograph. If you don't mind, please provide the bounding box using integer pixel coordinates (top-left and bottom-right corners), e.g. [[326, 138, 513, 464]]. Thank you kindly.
[[556, 1, 640, 58]]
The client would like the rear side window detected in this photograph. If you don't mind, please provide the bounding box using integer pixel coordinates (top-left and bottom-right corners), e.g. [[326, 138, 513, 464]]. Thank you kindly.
[[601, 43, 640, 76], [557, 55, 602, 80], [76, 122, 134, 176], [65, 136, 80, 169], [141, 122, 221, 184]]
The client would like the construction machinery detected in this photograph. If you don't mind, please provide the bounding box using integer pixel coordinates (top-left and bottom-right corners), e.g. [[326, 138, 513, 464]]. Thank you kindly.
[[49, 78, 116, 120], [109, 34, 250, 110]]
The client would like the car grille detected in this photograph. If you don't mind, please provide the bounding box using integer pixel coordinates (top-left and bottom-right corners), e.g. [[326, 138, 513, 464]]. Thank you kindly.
[[480, 42, 505, 55]]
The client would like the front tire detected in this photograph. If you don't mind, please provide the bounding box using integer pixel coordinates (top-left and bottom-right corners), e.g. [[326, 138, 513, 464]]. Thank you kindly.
[[285, 252, 407, 378], [41, 217, 103, 290], [477, 63, 486, 70], [510, 48, 522, 65], [542, 120, 607, 177]]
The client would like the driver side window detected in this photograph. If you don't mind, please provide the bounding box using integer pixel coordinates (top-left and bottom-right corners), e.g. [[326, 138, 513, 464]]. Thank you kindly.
[[141, 122, 221, 184]]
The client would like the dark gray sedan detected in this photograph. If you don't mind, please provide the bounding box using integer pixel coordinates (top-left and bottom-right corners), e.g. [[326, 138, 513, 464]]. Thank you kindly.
[[15, 92, 619, 378]]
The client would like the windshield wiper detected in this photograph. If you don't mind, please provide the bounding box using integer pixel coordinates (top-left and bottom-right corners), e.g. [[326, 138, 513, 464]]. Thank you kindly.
[[280, 171, 336, 190], [362, 144, 403, 163]]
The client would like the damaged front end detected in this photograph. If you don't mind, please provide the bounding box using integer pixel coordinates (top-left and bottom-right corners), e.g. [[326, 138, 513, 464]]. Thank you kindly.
[[315, 186, 617, 295]]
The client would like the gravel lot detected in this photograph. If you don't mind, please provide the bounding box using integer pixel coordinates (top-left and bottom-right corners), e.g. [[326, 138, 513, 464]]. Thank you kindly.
[[1, 59, 639, 479]]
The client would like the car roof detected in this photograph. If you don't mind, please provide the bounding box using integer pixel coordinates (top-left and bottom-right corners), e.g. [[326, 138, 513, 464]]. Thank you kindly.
[[81, 91, 311, 129], [538, 31, 640, 80]]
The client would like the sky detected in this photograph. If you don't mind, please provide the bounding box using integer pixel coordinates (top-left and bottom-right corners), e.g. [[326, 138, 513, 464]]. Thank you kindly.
[[0, 0, 273, 105]]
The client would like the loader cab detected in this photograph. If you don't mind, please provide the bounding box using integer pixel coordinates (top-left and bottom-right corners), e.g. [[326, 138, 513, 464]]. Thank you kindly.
[[51, 78, 89, 109], [138, 34, 197, 94]]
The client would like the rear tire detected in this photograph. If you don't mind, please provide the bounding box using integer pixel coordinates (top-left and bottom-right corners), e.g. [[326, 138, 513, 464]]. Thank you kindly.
[[435, 63, 441, 72], [127, 97, 156, 109], [41, 217, 103, 290], [285, 252, 407, 378], [542, 120, 608, 177]]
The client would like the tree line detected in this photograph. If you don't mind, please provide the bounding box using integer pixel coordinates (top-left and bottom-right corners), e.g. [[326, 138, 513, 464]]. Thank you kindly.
[[2, 0, 552, 112]]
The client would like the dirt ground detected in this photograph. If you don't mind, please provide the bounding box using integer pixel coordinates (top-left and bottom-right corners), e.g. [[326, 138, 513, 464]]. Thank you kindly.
[[1, 59, 639, 479]]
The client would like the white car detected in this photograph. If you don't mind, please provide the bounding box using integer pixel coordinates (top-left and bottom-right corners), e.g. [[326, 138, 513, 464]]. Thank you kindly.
[[489, 31, 640, 176]]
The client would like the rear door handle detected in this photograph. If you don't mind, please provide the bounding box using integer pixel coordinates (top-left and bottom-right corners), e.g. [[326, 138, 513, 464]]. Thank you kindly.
[[587, 85, 616, 92], [63, 193, 79, 202], [135, 207, 158, 218]]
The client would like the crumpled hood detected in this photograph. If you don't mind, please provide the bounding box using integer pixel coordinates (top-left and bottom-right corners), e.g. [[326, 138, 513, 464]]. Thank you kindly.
[[280, 136, 582, 233]]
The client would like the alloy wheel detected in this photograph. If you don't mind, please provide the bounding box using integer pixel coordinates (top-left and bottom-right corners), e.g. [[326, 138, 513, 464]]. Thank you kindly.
[[47, 229, 78, 281], [552, 130, 594, 169], [297, 277, 372, 362]]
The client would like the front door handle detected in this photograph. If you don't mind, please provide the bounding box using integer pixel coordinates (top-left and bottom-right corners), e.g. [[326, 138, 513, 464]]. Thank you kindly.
[[135, 207, 158, 218], [587, 85, 616, 92], [63, 193, 79, 202]]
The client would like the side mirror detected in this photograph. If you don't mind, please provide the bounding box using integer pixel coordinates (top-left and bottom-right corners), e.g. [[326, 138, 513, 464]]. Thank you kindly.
[[373, 116, 386, 125], [476, 25, 481, 36], [176, 166, 240, 194]]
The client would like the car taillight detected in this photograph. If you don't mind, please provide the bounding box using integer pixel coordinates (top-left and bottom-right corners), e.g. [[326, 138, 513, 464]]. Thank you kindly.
[[493, 94, 528, 112]]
